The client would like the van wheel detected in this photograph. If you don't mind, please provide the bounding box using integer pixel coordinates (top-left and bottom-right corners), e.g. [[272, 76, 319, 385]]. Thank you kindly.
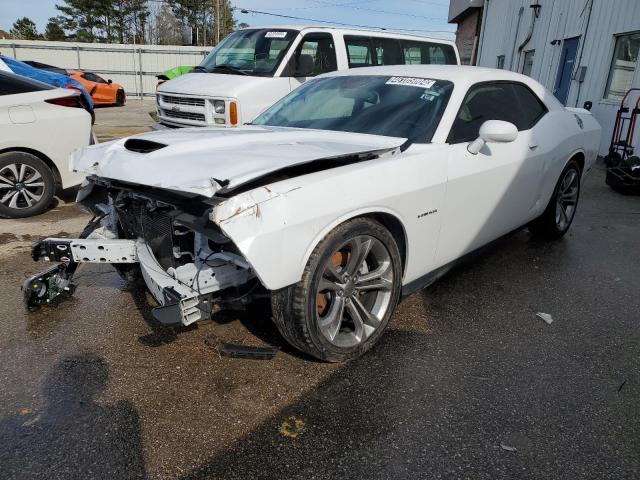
[[0, 152, 55, 218], [271, 218, 402, 362]]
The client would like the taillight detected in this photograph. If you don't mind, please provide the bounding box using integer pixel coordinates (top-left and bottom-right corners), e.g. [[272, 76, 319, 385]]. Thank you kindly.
[[45, 91, 84, 109]]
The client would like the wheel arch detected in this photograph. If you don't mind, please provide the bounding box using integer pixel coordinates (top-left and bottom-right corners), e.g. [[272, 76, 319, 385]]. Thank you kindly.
[[566, 149, 585, 172], [0, 147, 62, 189], [300, 207, 410, 280]]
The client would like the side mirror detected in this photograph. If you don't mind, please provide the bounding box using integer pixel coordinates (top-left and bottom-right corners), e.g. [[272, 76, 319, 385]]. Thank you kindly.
[[467, 120, 518, 155], [583, 100, 592, 111], [108, 79, 113, 84], [295, 54, 314, 77]]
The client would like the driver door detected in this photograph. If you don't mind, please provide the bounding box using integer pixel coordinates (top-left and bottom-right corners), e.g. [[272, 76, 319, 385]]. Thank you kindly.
[[435, 81, 548, 266]]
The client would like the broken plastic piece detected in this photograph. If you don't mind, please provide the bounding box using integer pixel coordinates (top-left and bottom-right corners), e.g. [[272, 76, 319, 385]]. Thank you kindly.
[[500, 443, 517, 452], [536, 312, 553, 324], [22, 264, 76, 310], [205, 335, 279, 360]]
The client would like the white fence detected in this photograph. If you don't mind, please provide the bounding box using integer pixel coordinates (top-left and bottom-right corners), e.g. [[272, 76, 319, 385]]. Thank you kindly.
[[0, 39, 210, 97]]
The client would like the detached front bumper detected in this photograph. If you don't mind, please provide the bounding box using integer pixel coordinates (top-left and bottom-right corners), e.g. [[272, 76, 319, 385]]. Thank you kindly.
[[25, 236, 251, 326]]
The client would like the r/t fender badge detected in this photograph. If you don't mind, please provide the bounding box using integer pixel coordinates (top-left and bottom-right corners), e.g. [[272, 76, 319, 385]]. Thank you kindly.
[[418, 209, 437, 219]]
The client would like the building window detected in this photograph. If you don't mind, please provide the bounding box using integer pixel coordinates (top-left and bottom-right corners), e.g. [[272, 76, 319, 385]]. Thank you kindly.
[[604, 32, 640, 101], [496, 55, 505, 69], [522, 50, 535, 76]]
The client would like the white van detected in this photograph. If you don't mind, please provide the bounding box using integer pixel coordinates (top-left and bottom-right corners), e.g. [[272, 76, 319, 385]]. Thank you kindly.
[[156, 25, 460, 128]]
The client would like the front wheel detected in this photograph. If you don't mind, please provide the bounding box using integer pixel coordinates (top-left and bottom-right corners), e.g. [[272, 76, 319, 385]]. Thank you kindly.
[[529, 160, 581, 240], [271, 218, 402, 362]]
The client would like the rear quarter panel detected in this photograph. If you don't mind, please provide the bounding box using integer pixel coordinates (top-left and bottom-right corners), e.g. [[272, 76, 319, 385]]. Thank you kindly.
[[0, 90, 92, 188], [535, 109, 600, 210]]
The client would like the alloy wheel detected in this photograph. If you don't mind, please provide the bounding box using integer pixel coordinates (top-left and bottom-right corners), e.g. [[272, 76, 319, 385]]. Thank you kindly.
[[0, 163, 45, 210], [315, 235, 394, 348], [555, 168, 579, 231]]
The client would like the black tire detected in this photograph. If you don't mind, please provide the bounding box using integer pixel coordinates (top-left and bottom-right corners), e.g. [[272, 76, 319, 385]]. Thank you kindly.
[[606, 169, 640, 195], [0, 152, 56, 219], [529, 159, 581, 240], [116, 89, 125, 106], [271, 217, 402, 362]]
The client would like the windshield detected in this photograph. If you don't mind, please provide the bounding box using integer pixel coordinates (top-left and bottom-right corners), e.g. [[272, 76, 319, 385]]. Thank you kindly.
[[199, 29, 298, 76], [253, 75, 454, 141]]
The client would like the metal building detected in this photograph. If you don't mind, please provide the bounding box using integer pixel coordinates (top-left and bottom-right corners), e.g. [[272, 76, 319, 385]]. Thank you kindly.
[[449, 0, 640, 154]]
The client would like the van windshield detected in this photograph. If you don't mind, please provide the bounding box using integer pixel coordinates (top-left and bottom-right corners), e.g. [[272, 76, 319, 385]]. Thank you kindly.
[[253, 75, 454, 142], [198, 29, 298, 77]]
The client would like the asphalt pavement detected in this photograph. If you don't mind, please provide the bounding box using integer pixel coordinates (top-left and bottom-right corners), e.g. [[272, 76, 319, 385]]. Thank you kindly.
[[0, 165, 638, 479]]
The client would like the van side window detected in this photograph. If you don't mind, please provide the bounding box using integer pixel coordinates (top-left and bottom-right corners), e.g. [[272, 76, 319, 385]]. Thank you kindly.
[[401, 40, 457, 65], [289, 33, 337, 76], [345, 36, 375, 67], [371, 37, 404, 65]]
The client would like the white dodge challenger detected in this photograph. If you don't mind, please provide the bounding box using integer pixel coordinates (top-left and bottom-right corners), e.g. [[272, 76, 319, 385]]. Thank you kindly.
[[24, 66, 601, 362]]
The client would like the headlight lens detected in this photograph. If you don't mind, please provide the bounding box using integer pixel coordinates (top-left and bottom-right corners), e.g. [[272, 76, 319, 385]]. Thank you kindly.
[[213, 100, 225, 114]]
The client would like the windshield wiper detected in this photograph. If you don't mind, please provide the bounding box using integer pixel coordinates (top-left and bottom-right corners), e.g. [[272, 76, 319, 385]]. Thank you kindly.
[[211, 64, 249, 76], [191, 65, 209, 73]]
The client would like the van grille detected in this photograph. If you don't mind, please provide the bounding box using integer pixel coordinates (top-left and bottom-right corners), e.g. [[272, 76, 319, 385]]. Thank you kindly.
[[164, 110, 206, 122], [161, 95, 205, 106]]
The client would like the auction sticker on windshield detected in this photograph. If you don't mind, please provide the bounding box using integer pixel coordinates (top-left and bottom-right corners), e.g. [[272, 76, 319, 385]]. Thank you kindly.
[[386, 77, 436, 88], [265, 31, 288, 38]]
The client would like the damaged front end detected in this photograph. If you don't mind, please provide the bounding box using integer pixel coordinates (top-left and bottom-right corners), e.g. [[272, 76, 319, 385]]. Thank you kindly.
[[24, 178, 257, 326]]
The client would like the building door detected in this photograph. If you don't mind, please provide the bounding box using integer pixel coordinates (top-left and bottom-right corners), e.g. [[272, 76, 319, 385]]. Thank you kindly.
[[554, 37, 580, 104]]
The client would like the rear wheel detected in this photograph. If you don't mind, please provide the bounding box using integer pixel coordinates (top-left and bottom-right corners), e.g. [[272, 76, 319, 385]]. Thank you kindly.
[[116, 89, 125, 106], [0, 152, 55, 218], [271, 218, 402, 362], [529, 160, 581, 240]]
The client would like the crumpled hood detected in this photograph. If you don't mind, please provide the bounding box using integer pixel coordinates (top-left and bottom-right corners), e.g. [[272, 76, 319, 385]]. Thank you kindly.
[[157, 72, 268, 98], [71, 126, 405, 197]]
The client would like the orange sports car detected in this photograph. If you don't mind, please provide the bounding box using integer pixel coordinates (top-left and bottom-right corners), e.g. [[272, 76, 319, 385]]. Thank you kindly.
[[69, 70, 126, 106]]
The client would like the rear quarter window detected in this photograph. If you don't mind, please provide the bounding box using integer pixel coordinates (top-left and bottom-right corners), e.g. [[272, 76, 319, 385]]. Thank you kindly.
[[0, 72, 53, 96]]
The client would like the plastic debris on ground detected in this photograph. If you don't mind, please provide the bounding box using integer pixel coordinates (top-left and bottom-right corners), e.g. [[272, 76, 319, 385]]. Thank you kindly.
[[536, 312, 554, 324]]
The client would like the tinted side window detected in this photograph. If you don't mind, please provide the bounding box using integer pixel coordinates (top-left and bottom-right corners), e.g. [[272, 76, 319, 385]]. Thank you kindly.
[[289, 33, 337, 76], [345, 36, 375, 67], [511, 83, 547, 129], [448, 82, 547, 143], [428, 44, 457, 65], [371, 37, 403, 65], [0, 72, 52, 96], [401, 40, 457, 65]]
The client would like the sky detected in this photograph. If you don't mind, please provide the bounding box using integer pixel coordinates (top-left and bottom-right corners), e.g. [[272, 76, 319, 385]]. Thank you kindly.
[[0, 0, 455, 40]]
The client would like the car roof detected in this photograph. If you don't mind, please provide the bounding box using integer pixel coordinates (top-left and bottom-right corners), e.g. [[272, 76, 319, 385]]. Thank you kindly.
[[321, 65, 563, 110], [236, 25, 455, 45]]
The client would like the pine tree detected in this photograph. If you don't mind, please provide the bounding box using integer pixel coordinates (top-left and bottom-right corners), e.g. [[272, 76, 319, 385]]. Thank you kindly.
[[56, 0, 107, 42], [45, 17, 67, 41], [10, 17, 41, 40]]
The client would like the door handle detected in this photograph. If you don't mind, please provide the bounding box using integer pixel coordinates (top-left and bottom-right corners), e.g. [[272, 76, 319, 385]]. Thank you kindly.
[[529, 143, 538, 150]]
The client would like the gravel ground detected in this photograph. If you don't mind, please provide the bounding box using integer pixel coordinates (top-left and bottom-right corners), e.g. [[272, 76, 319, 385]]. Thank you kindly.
[[0, 164, 638, 480]]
